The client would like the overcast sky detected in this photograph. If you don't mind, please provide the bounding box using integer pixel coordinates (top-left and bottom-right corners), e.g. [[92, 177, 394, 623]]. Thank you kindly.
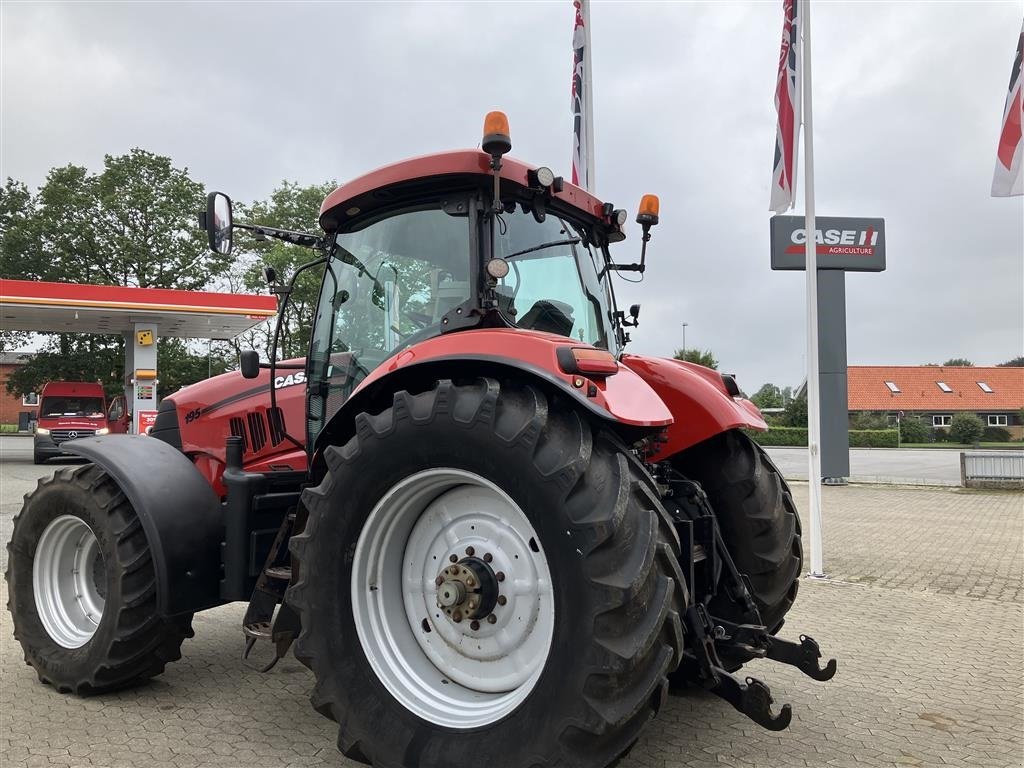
[[2, 0, 1022, 392]]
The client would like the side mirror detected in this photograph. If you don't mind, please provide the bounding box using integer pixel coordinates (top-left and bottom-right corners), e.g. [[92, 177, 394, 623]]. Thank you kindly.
[[204, 192, 233, 255], [239, 349, 260, 379]]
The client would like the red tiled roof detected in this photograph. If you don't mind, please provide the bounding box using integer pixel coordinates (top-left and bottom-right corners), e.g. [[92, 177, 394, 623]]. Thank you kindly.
[[848, 366, 1024, 412]]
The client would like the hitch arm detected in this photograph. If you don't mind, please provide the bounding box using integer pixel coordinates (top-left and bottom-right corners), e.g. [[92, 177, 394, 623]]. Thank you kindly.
[[766, 634, 837, 682], [711, 670, 793, 731]]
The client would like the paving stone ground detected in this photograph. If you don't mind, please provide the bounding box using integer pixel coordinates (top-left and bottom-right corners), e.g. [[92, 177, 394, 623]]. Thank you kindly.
[[2, 450, 1022, 768]]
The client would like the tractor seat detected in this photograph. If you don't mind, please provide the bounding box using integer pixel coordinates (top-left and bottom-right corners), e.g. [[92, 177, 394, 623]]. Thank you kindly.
[[518, 300, 574, 337]]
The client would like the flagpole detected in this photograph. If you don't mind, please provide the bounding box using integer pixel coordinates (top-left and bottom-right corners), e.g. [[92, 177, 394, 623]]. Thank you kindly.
[[802, 0, 824, 578], [582, 0, 595, 192]]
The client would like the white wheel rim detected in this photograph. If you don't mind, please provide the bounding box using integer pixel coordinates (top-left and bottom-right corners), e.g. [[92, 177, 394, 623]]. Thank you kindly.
[[32, 515, 106, 649], [352, 468, 555, 729]]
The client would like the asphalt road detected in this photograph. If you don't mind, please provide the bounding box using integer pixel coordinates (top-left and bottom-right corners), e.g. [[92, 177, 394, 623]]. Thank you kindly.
[[765, 446, 963, 485]]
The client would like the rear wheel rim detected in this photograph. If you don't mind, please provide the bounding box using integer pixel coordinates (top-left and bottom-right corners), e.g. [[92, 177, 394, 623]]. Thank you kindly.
[[352, 468, 554, 729], [32, 515, 106, 649]]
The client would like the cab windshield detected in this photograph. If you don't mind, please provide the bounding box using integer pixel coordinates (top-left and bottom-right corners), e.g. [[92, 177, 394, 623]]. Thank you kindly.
[[306, 202, 472, 440], [40, 397, 105, 418], [494, 204, 614, 351]]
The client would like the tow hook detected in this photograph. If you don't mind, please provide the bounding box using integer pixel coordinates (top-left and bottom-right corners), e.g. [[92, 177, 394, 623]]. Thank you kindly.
[[710, 669, 792, 731], [765, 633, 837, 682]]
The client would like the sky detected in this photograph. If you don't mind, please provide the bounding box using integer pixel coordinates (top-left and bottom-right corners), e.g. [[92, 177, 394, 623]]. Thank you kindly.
[[2, 0, 1022, 393]]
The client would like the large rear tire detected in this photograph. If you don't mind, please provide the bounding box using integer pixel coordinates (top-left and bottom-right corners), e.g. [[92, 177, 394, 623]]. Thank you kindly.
[[288, 378, 686, 768], [6, 464, 193, 694], [671, 429, 801, 633]]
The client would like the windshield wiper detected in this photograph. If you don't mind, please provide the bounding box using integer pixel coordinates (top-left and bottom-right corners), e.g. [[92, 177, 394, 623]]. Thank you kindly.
[[505, 238, 580, 260]]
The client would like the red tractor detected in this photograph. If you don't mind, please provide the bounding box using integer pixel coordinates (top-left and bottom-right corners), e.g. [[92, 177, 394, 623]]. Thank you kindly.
[[7, 113, 833, 768]]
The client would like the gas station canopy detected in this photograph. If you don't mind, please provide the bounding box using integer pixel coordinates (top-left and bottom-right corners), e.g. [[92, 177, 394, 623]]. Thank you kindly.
[[0, 279, 277, 340]]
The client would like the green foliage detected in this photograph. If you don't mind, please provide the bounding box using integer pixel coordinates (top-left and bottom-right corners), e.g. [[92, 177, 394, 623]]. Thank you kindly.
[[154, 339, 232, 397], [672, 348, 718, 369], [899, 417, 931, 444], [849, 411, 890, 430], [781, 389, 807, 427], [997, 356, 1024, 367], [982, 426, 1011, 442], [949, 413, 985, 444], [751, 383, 784, 410], [849, 430, 898, 448], [5, 343, 124, 400], [230, 180, 337, 360], [746, 427, 898, 448], [933, 427, 951, 442], [942, 358, 973, 367]]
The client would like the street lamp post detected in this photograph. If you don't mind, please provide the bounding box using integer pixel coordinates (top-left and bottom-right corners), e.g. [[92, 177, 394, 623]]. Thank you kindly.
[[681, 322, 688, 356]]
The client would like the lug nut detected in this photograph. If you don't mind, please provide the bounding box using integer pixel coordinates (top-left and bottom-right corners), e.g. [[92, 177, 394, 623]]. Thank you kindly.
[[449, 554, 458, 563], [435, 576, 444, 586], [467, 577, 475, 587], [496, 571, 505, 582], [465, 546, 475, 557], [470, 620, 480, 631], [453, 611, 463, 622], [486, 614, 497, 624], [497, 595, 507, 606], [483, 553, 493, 563]]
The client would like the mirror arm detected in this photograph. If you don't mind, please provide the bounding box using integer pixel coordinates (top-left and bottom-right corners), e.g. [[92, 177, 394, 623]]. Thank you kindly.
[[233, 222, 327, 250], [601, 223, 651, 275]]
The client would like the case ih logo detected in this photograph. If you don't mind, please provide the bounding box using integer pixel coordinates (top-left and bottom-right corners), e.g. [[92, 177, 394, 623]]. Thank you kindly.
[[770, 215, 886, 272]]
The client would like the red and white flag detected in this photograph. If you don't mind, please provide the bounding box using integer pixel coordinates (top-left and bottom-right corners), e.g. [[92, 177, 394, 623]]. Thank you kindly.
[[992, 21, 1023, 197], [571, 0, 593, 191], [770, 0, 802, 213]]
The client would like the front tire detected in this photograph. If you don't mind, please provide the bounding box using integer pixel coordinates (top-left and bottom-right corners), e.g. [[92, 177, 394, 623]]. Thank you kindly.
[[289, 378, 685, 768], [6, 464, 193, 694], [671, 429, 802, 632]]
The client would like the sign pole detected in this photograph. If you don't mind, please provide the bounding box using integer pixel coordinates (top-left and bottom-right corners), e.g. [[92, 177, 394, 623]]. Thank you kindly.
[[802, 0, 824, 578], [582, 0, 595, 192]]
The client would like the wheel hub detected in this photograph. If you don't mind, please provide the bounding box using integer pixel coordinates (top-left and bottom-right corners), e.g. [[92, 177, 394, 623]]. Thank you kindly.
[[434, 556, 500, 623]]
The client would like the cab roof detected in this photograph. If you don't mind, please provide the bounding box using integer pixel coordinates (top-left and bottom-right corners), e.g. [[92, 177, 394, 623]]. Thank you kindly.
[[319, 149, 605, 232]]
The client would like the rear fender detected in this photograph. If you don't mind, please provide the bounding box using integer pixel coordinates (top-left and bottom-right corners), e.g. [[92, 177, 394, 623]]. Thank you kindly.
[[313, 329, 673, 465], [621, 354, 767, 461], [63, 435, 223, 616]]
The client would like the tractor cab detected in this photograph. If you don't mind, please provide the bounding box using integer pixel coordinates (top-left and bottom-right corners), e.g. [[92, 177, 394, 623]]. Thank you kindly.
[[204, 112, 657, 452]]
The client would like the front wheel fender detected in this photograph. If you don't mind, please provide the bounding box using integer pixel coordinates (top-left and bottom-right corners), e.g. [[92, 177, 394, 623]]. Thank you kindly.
[[62, 435, 224, 616]]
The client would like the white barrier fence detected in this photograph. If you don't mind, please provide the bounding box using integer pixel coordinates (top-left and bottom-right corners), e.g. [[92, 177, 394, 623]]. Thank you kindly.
[[960, 451, 1024, 489]]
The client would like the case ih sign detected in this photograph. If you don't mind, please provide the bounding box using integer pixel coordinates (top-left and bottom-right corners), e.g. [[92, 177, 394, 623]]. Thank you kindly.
[[770, 215, 886, 272]]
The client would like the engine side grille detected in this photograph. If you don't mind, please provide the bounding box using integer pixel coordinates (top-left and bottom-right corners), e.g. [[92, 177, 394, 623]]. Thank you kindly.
[[267, 407, 286, 447], [246, 411, 267, 453], [229, 417, 247, 453]]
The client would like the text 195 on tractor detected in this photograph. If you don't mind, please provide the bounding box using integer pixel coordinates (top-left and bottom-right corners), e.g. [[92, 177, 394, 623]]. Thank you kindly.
[[7, 112, 834, 768]]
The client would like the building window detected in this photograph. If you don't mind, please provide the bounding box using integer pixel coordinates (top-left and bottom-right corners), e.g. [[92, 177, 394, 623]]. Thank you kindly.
[[936, 382, 953, 393], [933, 415, 952, 427], [884, 381, 901, 393], [977, 382, 994, 393], [21, 393, 38, 406], [988, 415, 1008, 427]]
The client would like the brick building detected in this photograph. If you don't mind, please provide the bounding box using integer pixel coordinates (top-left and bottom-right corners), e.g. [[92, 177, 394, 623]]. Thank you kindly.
[[0, 352, 37, 428], [848, 365, 1024, 439]]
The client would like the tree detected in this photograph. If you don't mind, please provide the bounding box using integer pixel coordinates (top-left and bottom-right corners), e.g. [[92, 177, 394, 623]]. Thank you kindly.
[[942, 358, 973, 367], [673, 348, 718, 369], [1, 150, 236, 396], [997, 356, 1024, 367], [949, 413, 984, 445], [229, 180, 337, 360], [781, 388, 807, 427], [751, 383, 784, 410], [899, 416, 931, 444]]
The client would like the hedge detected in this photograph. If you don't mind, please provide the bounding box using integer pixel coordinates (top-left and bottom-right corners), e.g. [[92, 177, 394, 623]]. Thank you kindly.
[[747, 427, 898, 448]]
